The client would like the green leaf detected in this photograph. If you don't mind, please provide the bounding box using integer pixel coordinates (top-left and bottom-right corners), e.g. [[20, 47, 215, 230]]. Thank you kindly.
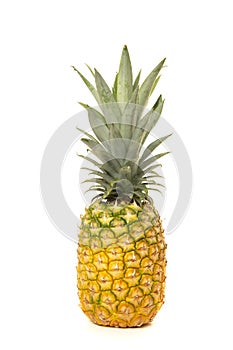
[[138, 58, 166, 106], [142, 173, 163, 179], [103, 124, 127, 160], [141, 180, 165, 188], [147, 169, 163, 176], [137, 95, 164, 144], [76, 126, 99, 144], [81, 168, 113, 183], [133, 70, 141, 91], [91, 194, 103, 202], [94, 68, 116, 104], [94, 68, 121, 123], [120, 87, 141, 139], [150, 75, 161, 97], [81, 138, 110, 162], [140, 152, 170, 169], [102, 160, 124, 178], [141, 179, 158, 185], [78, 154, 102, 168], [81, 138, 122, 172], [102, 185, 116, 199], [112, 72, 118, 99], [133, 190, 147, 200], [140, 133, 172, 163], [90, 173, 112, 184], [78, 102, 89, 109], [84, 106, 110, 143], [82, 178, 109, 187], [81, 166, 98, 172], [149, 166, 162, 171], [85, 186, 106, 193], [85, 64, 95, 77], [134, 185, 148, 193], [152, 94, 164, 113], [130, 96, 164, 158], [117, 45, 133, 102], [72, 66, 100, 104], [109, 123, 122, 139], [133, 169, 163, 184], [129, 85, 139, 105], [142, 164, 162, 175]]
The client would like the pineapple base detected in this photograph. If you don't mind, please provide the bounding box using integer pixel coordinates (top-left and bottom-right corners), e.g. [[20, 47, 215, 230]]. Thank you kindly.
[[77, 200, 167, 328]]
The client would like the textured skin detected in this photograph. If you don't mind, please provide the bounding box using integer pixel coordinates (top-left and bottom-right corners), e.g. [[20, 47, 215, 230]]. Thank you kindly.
[[77, 200, 167, 328]]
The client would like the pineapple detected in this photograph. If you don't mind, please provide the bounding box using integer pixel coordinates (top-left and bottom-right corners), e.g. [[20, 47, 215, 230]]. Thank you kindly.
[[73, 46, 170, 327]]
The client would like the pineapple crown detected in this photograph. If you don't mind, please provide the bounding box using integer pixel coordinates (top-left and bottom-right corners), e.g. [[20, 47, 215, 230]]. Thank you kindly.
[[72, 45, 171, 205]]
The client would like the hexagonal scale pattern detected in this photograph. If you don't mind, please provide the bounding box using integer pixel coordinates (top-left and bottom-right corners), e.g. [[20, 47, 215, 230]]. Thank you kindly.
[[77, 201, 167, 328]]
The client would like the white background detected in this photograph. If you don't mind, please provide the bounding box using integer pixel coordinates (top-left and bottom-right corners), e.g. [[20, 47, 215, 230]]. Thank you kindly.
[[1, 1, 233, 349]]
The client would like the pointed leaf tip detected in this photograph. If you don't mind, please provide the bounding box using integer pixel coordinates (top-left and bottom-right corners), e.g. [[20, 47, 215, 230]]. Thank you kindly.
[[117, 45, 133, 102], [78, 102, 89, 109], [138, 58, 166, 107]]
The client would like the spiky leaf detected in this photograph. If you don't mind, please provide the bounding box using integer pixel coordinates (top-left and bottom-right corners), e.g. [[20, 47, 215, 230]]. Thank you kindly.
[[74, 48, 170, 204], [117, 45, 133, 103], [83, 105, 109, 143], [140, 152, 170, 169], [72, 66, 100, 104], [133, 70, 141, 91], [138, 58, 166, 106], [140, 134, 172, 163]]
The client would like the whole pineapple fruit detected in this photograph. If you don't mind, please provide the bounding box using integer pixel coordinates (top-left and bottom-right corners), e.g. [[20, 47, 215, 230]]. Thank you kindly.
[[73, 46, 170, 328]]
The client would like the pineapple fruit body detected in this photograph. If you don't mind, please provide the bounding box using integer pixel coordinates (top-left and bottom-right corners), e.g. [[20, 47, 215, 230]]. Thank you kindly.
[[74, 45, 170, 327], [77, 200, 166, 327]]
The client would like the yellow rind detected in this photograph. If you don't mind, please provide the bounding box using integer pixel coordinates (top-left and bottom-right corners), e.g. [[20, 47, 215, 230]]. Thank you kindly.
[[77, 200, 166, 328]]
